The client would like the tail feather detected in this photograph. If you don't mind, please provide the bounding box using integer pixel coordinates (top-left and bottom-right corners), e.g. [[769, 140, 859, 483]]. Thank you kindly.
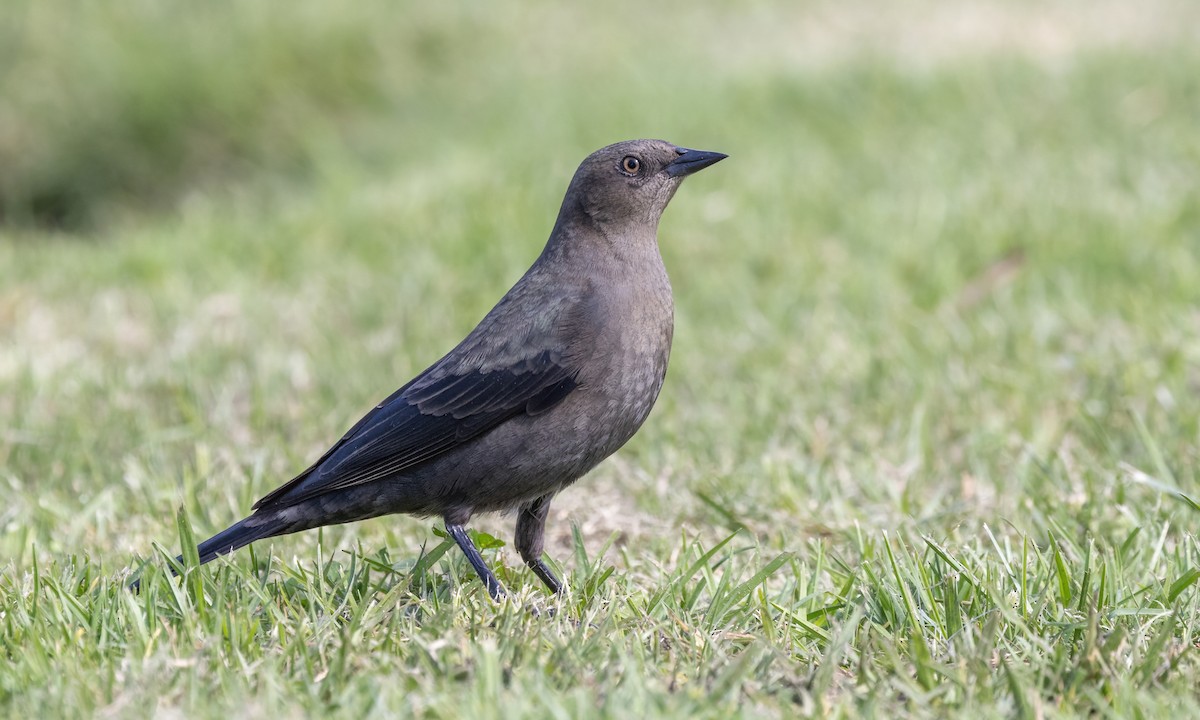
[[193, 516, 288, 565], [128, 515, 290, 591]]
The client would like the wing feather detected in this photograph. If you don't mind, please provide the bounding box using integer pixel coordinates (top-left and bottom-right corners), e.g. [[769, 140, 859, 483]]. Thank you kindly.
[[252, 350, 578, 509]]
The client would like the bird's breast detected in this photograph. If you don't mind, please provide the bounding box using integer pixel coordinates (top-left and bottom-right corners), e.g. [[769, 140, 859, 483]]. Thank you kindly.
[[569, 268, 674, 447]]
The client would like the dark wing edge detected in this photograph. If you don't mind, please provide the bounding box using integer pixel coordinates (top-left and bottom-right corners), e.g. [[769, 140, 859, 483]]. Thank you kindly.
[[251, 350, 579, 510], [250, 381, 414, 510]]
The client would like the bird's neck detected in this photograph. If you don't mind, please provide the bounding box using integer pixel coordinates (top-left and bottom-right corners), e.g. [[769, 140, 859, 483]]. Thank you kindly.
[[543, 220, 661, 270], [546, 198, 662, 264]]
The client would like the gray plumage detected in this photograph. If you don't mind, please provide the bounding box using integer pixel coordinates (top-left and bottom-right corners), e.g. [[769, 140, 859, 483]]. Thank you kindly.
[[138, 139, 726, 598]]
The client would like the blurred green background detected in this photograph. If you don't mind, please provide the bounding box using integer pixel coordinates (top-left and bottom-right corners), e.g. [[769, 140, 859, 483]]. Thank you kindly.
[[2, 0, 1200, 717]]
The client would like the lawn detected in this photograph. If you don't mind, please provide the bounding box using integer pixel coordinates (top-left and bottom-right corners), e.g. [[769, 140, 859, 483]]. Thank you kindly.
[[2, 1, 1200, 717]]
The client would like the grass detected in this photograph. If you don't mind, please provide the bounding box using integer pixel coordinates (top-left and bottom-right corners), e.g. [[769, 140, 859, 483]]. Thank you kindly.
[[3, 0, 1200, 717]]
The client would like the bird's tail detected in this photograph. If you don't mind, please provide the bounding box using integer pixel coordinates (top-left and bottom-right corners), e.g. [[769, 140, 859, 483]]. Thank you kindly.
[[194, 515, 289, 565], [128, 514, 290, 591]]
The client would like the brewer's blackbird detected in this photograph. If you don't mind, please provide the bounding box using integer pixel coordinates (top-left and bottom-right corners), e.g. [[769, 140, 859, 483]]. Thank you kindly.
[[138, 139, 726, 599]]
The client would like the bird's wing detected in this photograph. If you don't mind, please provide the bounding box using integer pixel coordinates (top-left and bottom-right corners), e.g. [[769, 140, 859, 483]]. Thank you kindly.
[[252, 294, 587, 510]]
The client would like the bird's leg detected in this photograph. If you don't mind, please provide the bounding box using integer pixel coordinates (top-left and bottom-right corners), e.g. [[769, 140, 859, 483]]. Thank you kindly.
[[445, 521, 506, 600], [515, 494, 564, 594]]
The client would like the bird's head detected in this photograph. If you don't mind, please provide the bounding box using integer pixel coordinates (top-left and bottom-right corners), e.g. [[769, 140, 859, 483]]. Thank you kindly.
[[558, 139, 727, 235]]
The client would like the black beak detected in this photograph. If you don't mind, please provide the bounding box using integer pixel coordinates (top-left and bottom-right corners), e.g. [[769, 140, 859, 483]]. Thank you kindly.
[[665, 148, 729, 177]]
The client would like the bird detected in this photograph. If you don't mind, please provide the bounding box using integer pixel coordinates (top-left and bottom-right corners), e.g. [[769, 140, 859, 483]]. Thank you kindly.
[[133, 139, 727, 599]]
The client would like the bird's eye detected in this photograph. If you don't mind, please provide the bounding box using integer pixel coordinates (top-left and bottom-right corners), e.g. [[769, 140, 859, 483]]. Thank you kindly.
[[621, 156, 641, 174]]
